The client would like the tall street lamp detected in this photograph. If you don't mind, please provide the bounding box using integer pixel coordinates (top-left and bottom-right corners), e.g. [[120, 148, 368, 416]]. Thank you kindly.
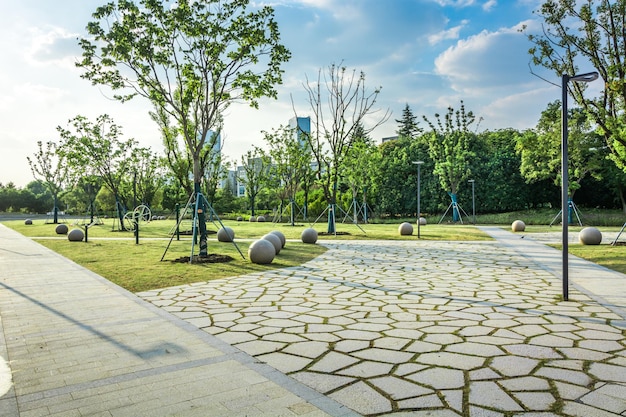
[[561, 71, 598, 301], [412, 161, 424, 238], [468, 179, 475, 224]]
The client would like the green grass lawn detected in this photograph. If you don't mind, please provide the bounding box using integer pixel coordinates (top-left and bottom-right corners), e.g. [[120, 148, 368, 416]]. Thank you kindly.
[[4, 217, 626, 293], [2, 218, 490, 292]]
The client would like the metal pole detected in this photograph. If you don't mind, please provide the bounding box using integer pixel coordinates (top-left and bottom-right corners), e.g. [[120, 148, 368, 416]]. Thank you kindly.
[[561, 74, 569, 301], [412, 161, 424, 239], [469, 179, 475, 224], [417, 163, 421, 238], [560, 71, 597, 301]]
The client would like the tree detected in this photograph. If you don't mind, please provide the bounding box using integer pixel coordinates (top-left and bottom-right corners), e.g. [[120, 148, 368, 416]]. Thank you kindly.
[[527, 0, 626, 172], [128, 147, 164, 209], [57, 114, 135, 230], [27, 140, 69, 223], [395, 103, 422, 139], [423, 102, 476, 221], [516, 101, 605, 199], [301, 63, 390, 232], [77, 0, 290, 256], [263, 125, 311, 225], [342, 124, 376, 223], [238, 147, 271, 218]]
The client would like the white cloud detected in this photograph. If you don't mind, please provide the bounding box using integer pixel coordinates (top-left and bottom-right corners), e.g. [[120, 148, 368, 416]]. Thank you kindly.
[[434, 23, 538, 92], [428, 20, 469, 45], [483, 0, 497, 12], [478, 85, 557, 130], [26, 26, 81, 70], [431, 0, 476, 6], [13, 82, 67, 103]]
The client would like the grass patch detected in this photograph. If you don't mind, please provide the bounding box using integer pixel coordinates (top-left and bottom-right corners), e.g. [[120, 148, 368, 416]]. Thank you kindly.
[[3, 218, 490, 293], [552, 243, 626, 275], [5, 218, 492, 241], [35, 238, 327, 293]]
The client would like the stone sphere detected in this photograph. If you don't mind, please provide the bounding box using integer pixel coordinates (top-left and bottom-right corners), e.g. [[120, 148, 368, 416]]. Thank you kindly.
[[68, 228, 84, 242], [262, 233, 282, 255], [417, 217, 427, 226], [511, 220, 526, 232], [249, 216, 257, 222], [270, 230, 286, 248], [579, 227, 602, 245], [301, 228, 318, 244], [248, 239, 275, 264], [217, 227, 235, 242], [257, 215, 266, 222], [236, 216, 243, 222], [24, 219, 33, 225], [55, 224, 69, 235], [399, 222, 413, 236]]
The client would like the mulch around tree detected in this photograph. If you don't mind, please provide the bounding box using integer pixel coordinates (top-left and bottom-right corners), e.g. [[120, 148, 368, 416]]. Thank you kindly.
[[170, 254, 234, 263]]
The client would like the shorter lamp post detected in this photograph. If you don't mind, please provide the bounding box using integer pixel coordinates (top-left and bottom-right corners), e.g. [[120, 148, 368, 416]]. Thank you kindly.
[[412, 161, 424, 238], [468, 179, 475, 224], [561, 71, 598, 301]]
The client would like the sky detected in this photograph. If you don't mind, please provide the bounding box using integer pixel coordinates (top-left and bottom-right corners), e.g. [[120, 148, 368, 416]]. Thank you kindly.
[[0, 0, 572, 187]]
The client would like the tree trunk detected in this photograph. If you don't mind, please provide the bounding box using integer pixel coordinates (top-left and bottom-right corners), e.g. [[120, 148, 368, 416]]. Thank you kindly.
[[53, 195, 59, 224], [449, 192, 460, 222], [195, 182, 208, 257]]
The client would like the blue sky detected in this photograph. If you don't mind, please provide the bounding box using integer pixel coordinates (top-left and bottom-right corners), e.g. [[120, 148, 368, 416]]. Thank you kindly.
[[0, 0, 568, 187]]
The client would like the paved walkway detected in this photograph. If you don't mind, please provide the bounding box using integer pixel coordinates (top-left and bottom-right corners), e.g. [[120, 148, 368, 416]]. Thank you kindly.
[[1, 223, 626, 416]]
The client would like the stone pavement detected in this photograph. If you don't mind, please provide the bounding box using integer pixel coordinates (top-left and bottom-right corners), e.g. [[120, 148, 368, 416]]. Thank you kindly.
[[138, 226, 626, 417], [1, 223, 625, 416]]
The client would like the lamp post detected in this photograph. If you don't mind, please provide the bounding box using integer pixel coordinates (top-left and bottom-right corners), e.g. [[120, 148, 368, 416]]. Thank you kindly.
[[468, 179, 475, 224], [412, 161, 424, 238], [561, 71, 598, 301]]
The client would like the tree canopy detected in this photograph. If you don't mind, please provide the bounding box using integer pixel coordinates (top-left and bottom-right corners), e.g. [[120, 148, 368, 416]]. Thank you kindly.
[[527, 0, 626, 172]]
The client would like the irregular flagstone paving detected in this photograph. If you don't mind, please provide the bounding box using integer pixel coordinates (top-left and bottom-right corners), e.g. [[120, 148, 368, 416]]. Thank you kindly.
[[139, 239, 626, 416]]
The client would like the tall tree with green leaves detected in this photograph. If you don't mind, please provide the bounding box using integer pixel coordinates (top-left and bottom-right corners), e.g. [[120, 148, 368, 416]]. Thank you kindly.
[[526, 0, 626, 172], [301, 63, 390, 232], [342, 124, 376, 223], [263, 125, 311, 225], [77, 0, 290, 256], [238, 147, 271, 218], [27, 140, 69, 224], [423, 102, 476, 222], [516, 100, 606, 221], [57, 114, 136, 230], [395, 103, 422, 139]]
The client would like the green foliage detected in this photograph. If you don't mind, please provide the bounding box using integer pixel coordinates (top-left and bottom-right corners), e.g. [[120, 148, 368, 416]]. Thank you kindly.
[[423, 101, 476, 195], [238, 147, 271, 216], [78, 0, 291, 185], [516, 101, 607, 197], [527, 0, 626, 173], [395, 103, 422, 139]]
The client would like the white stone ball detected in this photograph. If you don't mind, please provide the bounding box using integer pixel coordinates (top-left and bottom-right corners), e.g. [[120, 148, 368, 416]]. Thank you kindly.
[[418, 217, 427, 226], [579, 227, 602, 245], [301, 228, 318, 244], [55, 224, 68, 235], [248, 239, 275, 264], [262, 233, 282, 255], [68, 229, 85, 242], [511, 220, 525, 232], [217, 227, 235, 242], [399, 222, 413, 236], [270, 230, 286, 248]]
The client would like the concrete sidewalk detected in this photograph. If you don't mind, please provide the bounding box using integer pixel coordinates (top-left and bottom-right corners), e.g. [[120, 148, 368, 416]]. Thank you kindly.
[[0, 224, 354, 417]]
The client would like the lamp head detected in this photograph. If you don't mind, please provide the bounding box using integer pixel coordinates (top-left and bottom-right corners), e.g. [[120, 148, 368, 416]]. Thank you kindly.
[[569, 71, 599, 83]]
